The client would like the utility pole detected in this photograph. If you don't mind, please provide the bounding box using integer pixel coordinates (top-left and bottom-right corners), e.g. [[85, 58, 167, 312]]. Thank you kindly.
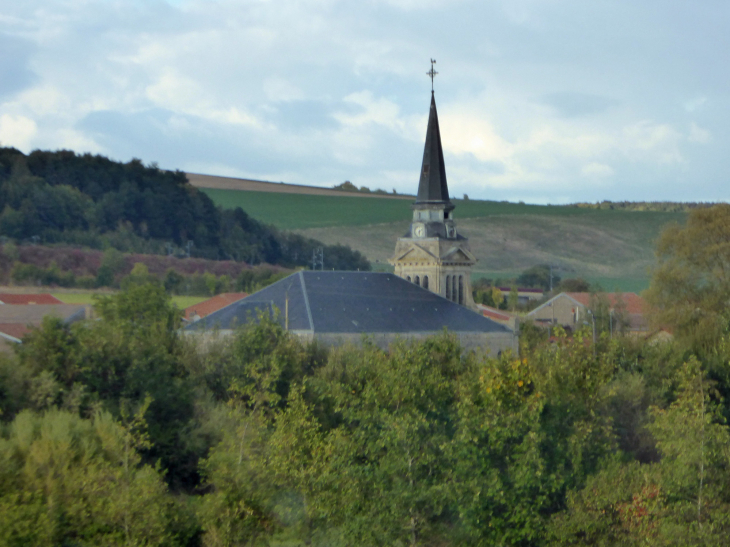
[[550, 265, 553, 292], [587, 310, 596, 358], [311, 247, 324, 270], [610, 309, 614, 339]]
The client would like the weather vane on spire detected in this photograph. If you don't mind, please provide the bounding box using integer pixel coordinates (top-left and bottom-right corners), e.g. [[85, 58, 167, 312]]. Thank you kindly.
[[427, 59, 438, 92]]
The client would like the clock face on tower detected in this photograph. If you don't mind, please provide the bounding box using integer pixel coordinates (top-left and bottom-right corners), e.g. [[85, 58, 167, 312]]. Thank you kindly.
[[414, 225, 425, 238]]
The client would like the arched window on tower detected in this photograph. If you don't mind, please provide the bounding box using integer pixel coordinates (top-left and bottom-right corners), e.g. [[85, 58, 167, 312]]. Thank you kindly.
[[406, 276, 411, 282], [458, 275, 464, 305], [423, 275, 429, 289], [415, 275, 420, 286], [445, 275, 451, 300]]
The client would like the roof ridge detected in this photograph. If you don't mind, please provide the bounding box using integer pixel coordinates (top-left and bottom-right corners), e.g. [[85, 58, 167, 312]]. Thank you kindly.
[[299, 271, 314, 331]]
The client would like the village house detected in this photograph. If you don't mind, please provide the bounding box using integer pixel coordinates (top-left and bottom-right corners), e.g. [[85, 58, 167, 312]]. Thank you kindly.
[[476, 303, 519, 331], [0, 296, 87, 352], [0, 293, 63, 305], [527, 291, 648, 333]]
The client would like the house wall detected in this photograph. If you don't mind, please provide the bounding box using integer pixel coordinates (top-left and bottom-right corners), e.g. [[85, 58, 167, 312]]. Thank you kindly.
[[529, 295, 586, 331]]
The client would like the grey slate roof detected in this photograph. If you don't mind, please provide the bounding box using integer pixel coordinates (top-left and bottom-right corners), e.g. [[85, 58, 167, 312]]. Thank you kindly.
[[185, 271, 509, 335], [416, 92, 452, 206]]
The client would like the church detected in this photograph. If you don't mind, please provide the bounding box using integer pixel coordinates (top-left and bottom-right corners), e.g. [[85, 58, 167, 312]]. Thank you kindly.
[[390, 86, 477, 309], [185, 74, 514, 355]]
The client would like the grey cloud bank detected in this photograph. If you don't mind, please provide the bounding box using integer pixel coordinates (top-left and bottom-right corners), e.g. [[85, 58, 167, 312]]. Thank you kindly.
[[0, 0, 728, 203]]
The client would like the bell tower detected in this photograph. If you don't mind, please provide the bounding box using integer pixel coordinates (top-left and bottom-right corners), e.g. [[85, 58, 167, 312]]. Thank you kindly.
[[390, 61, 476, 308]]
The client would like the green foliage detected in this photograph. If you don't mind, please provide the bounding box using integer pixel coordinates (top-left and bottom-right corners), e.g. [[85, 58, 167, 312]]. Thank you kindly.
[[473, 285, 505, 308], [5, 203, 730, 547], [0, 147, 370, 271], [234, 268, 289, 293], [452, 353, 557, 545], [10, 260, 76, 286], [12, 284, 198, 488], [508, 285, 519, 311], [646, 204, 730, 350], [647, 358, 730, 535], [518, 264, 560, 291], [548, 357, 730, 546], [96, 248, 126, 287], [557, 277, 591, 292], [0, 410, 191, 546], [120, 262, 159, 290]]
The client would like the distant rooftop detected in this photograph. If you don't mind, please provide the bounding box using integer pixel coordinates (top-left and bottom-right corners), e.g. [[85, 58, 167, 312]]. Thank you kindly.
[[184, 292, 248, 322], [186, 271, 509, 335], [0, 293, 63, 305]]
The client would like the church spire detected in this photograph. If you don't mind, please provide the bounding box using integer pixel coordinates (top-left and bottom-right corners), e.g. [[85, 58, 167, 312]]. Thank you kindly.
[[415, 89, 451, 204], [390, 63, 476, 308]]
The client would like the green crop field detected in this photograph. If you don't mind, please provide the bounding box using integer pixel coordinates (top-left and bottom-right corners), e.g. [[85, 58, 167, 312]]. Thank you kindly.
[[202, 186, 687, 291], [53, 292, 208, 309], [201, 188, 666, 230], [201, 188, 413, 229]]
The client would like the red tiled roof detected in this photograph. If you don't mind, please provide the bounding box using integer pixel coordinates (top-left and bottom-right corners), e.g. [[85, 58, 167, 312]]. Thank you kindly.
[[0, 293, 63, 305], [498, 287, 544, 293], [184, 293, 248, 321], [565, 292, 645, 314], [0, 323, 32, 341], [476, 304, 513, 322]]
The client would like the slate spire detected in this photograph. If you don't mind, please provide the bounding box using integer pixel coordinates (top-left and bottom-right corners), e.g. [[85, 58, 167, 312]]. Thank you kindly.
[[416, 91, 451, 204]]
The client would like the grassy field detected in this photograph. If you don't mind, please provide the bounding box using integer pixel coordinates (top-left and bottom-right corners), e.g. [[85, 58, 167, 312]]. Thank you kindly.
[[202, 187, 686, 292], [202, 188, 414, 229], [53, 293, 208, 309], [200, 188, 642, 230]]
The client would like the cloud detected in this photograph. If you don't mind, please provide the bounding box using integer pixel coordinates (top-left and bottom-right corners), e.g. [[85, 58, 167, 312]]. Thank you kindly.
[[0, 34, 37, 99], [145, 69, 262, 128], [684, 96, 707, 113], [688, 122, 711, 144], [334, 91, 404, 131], [263, 78, 305, 103], [623, 121, 683, 164], [581, 162, 613, 178], [0, 114, 37, 151], [542, 92, 618, 118], [1, 0, 729, 203]]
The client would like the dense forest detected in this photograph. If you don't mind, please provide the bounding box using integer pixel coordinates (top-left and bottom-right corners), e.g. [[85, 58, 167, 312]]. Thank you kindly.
[[0, 147, 369, 271], [2, 205, 730, 546]]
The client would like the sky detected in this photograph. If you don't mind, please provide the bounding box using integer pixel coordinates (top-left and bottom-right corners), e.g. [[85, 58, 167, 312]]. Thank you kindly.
[[0, 0, 728, 204]]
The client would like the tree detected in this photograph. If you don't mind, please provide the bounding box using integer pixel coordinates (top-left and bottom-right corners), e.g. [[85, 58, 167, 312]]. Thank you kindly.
[[557, 278, 591, 292], [645, 204, 730, 350], [647, 357, 730, 541], [452, 353, 558, 545], [80, 285, 196, 487], [508, 285, 520, 311], [0, 410, 192, 546], [518, 264, 559, 291]]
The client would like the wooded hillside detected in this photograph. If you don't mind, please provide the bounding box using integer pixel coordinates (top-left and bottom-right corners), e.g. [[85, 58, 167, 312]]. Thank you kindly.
[[0, 148, 369, 271]]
